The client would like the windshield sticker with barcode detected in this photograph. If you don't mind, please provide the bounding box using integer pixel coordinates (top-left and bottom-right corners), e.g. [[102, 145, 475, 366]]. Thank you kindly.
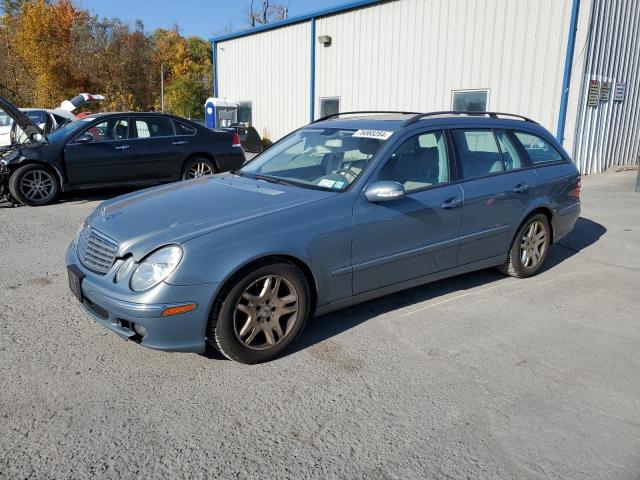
[[352, 129, 393, 140]]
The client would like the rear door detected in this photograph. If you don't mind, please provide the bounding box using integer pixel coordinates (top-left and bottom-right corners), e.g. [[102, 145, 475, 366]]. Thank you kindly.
[[129, 116, 182, 180], [452, 128, 537, 265], [64, 116, 135, 184], [351, 129, 464, 294]]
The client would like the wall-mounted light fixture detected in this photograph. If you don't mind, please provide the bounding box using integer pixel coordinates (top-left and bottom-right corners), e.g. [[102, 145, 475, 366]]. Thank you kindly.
[[318, 35, 332, 47]]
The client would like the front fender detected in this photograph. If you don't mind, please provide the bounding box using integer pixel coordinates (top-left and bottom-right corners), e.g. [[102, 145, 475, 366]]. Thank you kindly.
[[165, 195, 355, 307], [2, 144, 67, 188]]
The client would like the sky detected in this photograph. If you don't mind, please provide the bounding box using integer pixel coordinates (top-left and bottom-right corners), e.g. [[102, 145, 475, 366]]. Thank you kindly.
[[78, 0, 349, 39]]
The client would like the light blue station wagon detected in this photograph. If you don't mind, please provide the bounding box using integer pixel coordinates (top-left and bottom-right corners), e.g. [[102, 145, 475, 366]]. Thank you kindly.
[[67, 111, 581, 363]]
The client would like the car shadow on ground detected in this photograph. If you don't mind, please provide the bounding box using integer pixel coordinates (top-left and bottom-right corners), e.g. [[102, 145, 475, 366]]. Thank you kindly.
[[0, 187, 142, 208], [58, 187, 142, 205], [286, 217, 607, 358]]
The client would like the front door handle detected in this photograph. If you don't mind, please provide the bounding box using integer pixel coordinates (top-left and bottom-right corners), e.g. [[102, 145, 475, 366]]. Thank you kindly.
[[513, 183, 529, 193], [441, 197, 463, 209], [172, 140, 188, 145], [114, 144, 130, 150]]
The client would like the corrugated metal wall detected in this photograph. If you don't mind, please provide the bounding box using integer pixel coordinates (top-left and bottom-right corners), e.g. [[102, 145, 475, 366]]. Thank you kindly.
[[217, 0, 575, 142], [216, 22, 310, 141], [570, 0, 640, 173], [315, 0, 573, 135]]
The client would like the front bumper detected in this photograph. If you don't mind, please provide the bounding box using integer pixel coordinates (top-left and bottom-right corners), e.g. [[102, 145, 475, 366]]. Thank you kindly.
[[66, 244, 219, 353]]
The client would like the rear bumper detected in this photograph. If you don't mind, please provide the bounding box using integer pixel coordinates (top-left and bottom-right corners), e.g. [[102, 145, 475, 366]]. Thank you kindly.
[[553, 201, 581, 243], [217, 147, 246, 172], [67, 244, 219, 353]]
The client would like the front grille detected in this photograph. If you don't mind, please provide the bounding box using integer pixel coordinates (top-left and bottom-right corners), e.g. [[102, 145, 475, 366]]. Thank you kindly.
[[77, 226, 118, 275]]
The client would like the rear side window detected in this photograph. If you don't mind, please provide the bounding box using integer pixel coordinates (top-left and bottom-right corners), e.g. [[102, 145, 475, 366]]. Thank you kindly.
[[174, 121, 196, 136], [134, 117, 175, 138], [451, 129, 504, 179], [513, 131, 563, 164], [495, 130, 525, 171]]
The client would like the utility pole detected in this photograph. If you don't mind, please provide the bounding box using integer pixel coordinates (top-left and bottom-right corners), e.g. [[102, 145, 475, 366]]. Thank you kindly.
[[160, 63, 164, 112]]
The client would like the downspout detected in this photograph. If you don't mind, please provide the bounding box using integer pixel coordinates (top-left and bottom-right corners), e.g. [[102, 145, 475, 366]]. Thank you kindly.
[[310, 17, 316, 122], [556, 0, 581, 143], [212, 40, 219, 97]]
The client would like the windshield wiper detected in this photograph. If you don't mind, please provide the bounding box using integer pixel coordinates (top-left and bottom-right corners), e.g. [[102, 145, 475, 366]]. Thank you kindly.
[[248, 173, 299, 188]]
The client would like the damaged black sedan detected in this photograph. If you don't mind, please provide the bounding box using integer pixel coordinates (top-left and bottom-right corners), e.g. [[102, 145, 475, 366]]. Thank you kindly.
[[0, 95, 245, 206]]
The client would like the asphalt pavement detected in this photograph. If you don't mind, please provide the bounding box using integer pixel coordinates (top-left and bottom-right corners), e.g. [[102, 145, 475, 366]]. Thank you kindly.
[[0, 171, 638, 479]]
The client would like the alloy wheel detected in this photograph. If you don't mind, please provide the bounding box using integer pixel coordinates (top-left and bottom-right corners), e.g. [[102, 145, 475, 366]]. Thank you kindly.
[[520, 220, 547, 269], [19, 169, 55, 203], [233, 275, 299, 350], [187, 162, 214, 179]]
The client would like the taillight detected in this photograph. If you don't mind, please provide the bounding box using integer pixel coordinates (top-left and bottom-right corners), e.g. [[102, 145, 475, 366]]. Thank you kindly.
[[570, 177, 581, 199], [232, 132, 241, 147]]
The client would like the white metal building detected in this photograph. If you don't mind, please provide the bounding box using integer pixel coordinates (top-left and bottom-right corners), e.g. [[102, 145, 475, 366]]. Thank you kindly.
[[212, 0, 640, 174]]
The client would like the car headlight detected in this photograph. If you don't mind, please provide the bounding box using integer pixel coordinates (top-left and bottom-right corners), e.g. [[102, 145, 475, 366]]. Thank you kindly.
[[114, 256, 135, 283], [130, 245, 182, 292]]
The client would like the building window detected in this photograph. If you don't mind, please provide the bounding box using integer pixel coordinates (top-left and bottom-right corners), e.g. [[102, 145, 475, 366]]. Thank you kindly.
[[238, 101, 252, 124], [452, 89, 488, 112], [320, 97, 340, 118]]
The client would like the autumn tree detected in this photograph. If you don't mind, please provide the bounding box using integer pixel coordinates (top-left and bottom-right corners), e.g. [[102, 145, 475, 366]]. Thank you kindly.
[[0, 0, 213, 117]]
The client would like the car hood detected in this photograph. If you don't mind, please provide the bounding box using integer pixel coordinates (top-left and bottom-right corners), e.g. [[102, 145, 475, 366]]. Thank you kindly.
[[0, 95, 43, 139], [89, 173, 337, 259]]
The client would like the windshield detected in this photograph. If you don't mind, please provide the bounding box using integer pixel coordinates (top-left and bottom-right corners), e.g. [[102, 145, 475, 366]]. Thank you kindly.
[[240, 128, 385, 191], [46, 117, 89, 143], [25, 110, 48, 124]]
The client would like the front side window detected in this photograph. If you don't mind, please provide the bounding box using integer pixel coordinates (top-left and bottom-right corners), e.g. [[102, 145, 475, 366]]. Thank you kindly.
[[452, 129, 503, 179], [513, 131, 563, 164], [452, 90, 488, 112], [83, 118, 129, 142], [134, 117, 174, 139], [379, 130, 450, 191], [241, 128, 385, 191]]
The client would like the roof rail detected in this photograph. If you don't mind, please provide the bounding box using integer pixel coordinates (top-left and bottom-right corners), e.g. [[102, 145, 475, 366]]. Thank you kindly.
[[312, 110, 420, 124], [402, 111, 539, 127]]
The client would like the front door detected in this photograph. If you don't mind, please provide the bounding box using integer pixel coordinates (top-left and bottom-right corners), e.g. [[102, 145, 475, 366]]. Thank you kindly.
[[64, 117, 134, 185], [352, 129, 463, 295], [451, 128, 537, 265]]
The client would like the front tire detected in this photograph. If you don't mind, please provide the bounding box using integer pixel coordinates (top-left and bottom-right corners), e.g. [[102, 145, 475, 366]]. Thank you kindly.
[[207, 262, 310, 364], [8, 164, 60, 206], [182, 157, 217, 180], [500, 213, 551, 278]]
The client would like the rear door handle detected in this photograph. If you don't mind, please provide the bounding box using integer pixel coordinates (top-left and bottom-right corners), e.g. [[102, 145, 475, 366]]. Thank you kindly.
[[114, 145, 130, 150], [441, 197, 463, 209], [172, 140, 188, 145], [513, 183, 529, 193]]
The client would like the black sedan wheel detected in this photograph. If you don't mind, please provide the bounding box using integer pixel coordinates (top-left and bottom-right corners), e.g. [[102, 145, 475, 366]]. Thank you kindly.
[[207, 262, 310, 364], [182, 157, 217, 180], [8, 164, 60, 206]]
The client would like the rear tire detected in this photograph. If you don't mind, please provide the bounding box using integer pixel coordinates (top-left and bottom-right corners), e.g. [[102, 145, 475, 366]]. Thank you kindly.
[[500, 213, 551, 278], [207, 262, 310, 364], [8, 164, 60, 206], [182, 157, 217, 180]]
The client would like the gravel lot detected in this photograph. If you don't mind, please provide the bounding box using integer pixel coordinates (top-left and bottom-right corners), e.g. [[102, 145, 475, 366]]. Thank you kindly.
[[1, 171, 639, 479]]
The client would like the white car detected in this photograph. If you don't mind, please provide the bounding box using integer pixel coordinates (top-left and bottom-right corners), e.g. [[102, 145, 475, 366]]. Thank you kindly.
[[0, 94, 104, 147]]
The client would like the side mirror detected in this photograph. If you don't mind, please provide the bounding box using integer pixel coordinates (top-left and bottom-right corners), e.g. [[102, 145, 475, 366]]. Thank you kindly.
[[365, 181, 405, 202], [74, 133, 94, 144]]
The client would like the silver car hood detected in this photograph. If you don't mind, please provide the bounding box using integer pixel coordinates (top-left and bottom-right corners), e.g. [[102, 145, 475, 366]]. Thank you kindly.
[[88, 174, 336, 259]]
